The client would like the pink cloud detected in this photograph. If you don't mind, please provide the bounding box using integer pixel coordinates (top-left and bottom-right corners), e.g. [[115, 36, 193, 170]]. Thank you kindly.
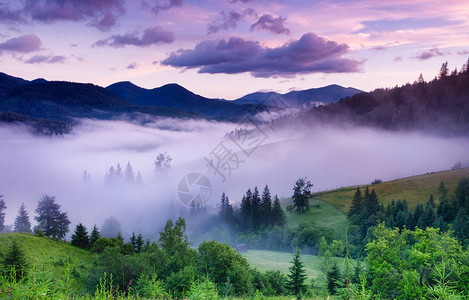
[[0, 34, 42, 53], [162, 32, 361, 77]]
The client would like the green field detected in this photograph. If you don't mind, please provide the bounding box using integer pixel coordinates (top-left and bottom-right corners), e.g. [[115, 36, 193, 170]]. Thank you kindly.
[[0, 233, 95, 292], [315, 167, 469, 213]]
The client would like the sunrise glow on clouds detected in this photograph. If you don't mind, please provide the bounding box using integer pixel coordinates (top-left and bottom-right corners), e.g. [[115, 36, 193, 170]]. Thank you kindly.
[[0, 0, 468, 99]]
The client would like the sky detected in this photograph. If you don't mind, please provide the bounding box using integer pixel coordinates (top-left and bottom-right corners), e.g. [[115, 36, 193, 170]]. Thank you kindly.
[[1, 0, 469, 99]]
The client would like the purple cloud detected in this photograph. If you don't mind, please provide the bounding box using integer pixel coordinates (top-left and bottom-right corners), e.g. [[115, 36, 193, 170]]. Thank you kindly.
[[394, 56, 403, 62], [94, 27, 174, 48], [0, 3, 25, 23], [251, 14, 290, 35], [23, 0, 125, 31], [413, 47, 446, 60], [207, 9, 256, 34], [144, 0, 182, 15], [161, 32, 361, 77], [458, 50, 469, 55], [24, 55, 66, 64], [127, 62, 139, 69], [227, 0, 256, 3], [0, 34, 42, 54]]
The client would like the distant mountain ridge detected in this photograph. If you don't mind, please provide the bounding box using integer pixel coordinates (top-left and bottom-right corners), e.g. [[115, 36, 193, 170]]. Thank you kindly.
[[106, 81, 253, 119], [234, 84, 362, 108]]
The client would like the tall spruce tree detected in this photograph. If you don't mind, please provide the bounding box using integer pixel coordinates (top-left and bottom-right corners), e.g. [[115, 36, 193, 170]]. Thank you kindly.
[[35, 195, 70, 239], [348, 187, 363, 218], [272, 195, 286, 227], [125, 162, 134, 184], [89, 224, 100, 247], [287, 249, 308, 298], [327, 260, 342, 295], [251, 187, 261, 230], [14, 203, 31, 233], [136, 233, 144, 253], [71, 223, 90, 248], [261, 185, 273, 227], [240, 189, 253, 232], [292, 177, 313, 213], [3, 240, 27, 280], [219, 192, 227, 219], [0, 195, 6, 232]]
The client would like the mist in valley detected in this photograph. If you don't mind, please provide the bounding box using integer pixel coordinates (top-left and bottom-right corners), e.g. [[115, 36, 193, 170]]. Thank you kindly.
[[1, 116, 468, 239]]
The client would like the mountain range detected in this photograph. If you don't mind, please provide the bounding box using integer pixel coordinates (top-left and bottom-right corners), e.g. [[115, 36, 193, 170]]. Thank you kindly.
[[0, 72, 360, 134]]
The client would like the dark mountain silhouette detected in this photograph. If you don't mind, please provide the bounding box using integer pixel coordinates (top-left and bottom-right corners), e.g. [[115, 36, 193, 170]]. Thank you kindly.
[[302, 63, 469, 135], [234, 85, 362, 108], [107, 81, 257, 119]]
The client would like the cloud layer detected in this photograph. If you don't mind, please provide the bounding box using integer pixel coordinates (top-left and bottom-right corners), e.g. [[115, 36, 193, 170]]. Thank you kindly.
[[250, 14, 290, 35], [0, 34, 41, 53], [0, 0, 125, 31], [162, 32, 361, 77], [95, 27, 174, 48]]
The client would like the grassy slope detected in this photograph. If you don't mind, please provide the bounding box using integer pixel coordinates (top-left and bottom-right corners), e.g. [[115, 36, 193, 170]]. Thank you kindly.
[[281, 198, 348, 241], [315, 167, 469, 213], [0, 233, 95, 292], [243, 249, 323, 279]]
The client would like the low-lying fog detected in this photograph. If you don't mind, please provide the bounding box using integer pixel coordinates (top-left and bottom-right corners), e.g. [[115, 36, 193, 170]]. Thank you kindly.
[[1, 117, 468, 237]]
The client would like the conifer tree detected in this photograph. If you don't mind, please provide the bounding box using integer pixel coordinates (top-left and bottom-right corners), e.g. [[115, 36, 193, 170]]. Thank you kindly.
[[3, 240, 27, 280], [136, 233, 144, 253], [0, 195, 6, 232], [89, 224, 100, 247], [271, 195, 286, 227], [327, 260, 342, 295], [14, 203, 31, 233], [125, 162, 134, 183], [240, 189, 253, 231], [348, 187, 363, 218], [251, 186, 261, 230], [287, 249, 308, 298], [71, 223, 90, 248], [261, 185, 272, 227]]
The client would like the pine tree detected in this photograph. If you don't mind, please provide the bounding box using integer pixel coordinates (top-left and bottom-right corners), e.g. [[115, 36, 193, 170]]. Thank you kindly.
[[136, 233, 144, 253], [130, 232, 138, 252], [327, 260, 342, 295], [439, 61, 449, 78], [89, 225, 100, 247], [292, 177, 313, 213], [71, 223, 90, 248], [271, 195, 286, 227], [261, 185, 273, 227], [251, 186, 261, 230], [136, 171, 143, 184], [14, 203, 31, 233], [365, 189, 380, 215], [3, 240, 27, 280], [125, 162, 134, 184], [34, 195, 70, 239], [115, 163, 123, 180], [240, 189, 253, 232], [225, 196, 234, 225], [348, 187, 363, 218], [219, 192, 227, 219], [417, 73, 425, 84], [0, 195, 6, 232], [287, 249, 308, 298], [106, 166, 116, 184]]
